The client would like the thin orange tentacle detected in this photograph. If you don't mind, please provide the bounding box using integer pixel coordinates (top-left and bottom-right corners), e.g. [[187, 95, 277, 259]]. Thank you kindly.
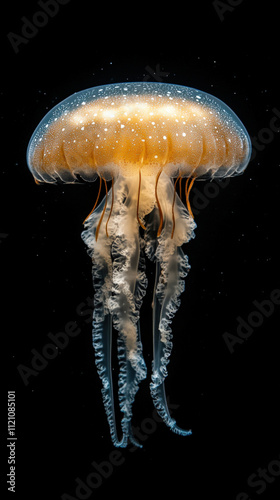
[[105, 178, 114, 237], [95, 178, 108, 241], [185, 176, 196, 219], [83, 176, 102, 224], [137, 170, 146, 230], [185, 177, 190, 200], [179, 174, 182, 200], [171, 176, 181, 239], [155, 169, 163, 237]]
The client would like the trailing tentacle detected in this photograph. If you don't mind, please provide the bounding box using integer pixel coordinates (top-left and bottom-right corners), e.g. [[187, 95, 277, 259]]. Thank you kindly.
[[82, 172, 196, 447], [145, 173, 196, 436], [82, 175, 150, 447], [109, 178, 149, 446], [151, 241, 192, 435], [110, 232, 147, 446], [82, 191, 124, 446]]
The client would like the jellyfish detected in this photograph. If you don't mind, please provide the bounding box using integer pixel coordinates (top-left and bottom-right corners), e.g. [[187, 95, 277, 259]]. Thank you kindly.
[[27, 82, 251, 448]]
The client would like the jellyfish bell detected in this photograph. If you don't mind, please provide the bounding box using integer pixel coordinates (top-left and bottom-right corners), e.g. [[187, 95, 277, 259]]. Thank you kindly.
[[27, 82, 251, 447], [27, 82, 251, 182]]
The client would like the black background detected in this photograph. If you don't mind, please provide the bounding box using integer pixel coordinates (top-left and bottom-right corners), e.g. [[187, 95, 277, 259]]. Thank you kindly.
[[2, 1, 280, 499]]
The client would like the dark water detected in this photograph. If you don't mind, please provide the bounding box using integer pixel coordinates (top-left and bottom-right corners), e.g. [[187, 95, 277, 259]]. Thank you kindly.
[[3, 2, 280, 499]]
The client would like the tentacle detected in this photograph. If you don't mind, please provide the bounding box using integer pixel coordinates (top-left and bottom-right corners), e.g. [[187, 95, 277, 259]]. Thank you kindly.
[[106, 178, 114, 236], [145, 172, 196, 437], [82, 191, 124, 447], [151, 245, 192, 436], [179, 174, 182, 200], [155, 169, 164, 237], [83, 175, 102, 224], [171, 176, 181, 239], [185, 176, 196, 219], [82, 175, 149, 447], [109, 179, 148, 446], [137, 170, 146, 230], [110, 237, 147, 446], [82, 171, 196, 446], [95, 177, 108, 241]]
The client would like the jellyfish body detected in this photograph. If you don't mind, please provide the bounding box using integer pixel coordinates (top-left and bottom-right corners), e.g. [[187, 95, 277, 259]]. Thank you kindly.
[[81, 172, 195, 446], [27, 82, 251, 447]]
